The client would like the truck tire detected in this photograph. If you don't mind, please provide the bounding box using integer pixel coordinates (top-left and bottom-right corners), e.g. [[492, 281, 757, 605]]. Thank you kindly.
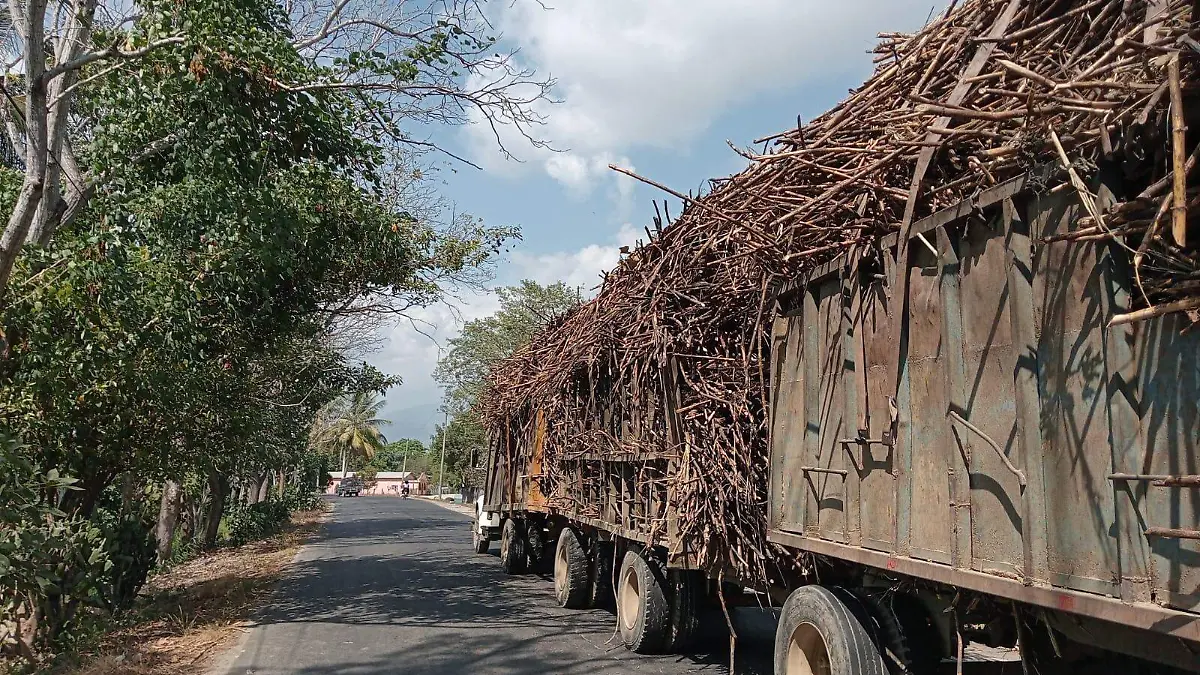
[[587, 540, 615, 610], [664, 569, 702, 653], [527, 521, 550, 573], [862, 593, 944, 674], [554, 527, 591, 608], [617, 548, 670, 654], [774, 586, 887, 675], [500, 518, 527, 574], [472, 527, 490, 554]]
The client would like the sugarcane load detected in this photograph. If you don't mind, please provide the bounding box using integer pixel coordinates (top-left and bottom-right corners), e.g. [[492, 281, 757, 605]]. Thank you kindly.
[[470, 1, 1200, 672]]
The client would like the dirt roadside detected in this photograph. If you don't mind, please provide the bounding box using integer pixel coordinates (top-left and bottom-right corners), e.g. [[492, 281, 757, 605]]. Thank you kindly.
[[52, 506, 329, 675]]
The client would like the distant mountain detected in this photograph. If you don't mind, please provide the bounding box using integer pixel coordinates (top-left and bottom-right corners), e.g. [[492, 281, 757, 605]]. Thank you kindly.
[[379, 400, 442, 445]]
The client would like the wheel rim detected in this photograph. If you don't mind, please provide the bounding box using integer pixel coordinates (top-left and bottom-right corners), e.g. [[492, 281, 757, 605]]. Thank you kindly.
[[786, 622, 831, 675], [555, 540, 568, 594], [618, 562, 641, 631]]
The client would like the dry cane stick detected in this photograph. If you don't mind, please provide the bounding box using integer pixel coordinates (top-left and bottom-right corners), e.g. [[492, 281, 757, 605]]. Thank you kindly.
[[1169, 52, 1188, 247], [1133, 194, 1174, 306], [718, 568, 738, 675], [1109, 296, 1200, 326]]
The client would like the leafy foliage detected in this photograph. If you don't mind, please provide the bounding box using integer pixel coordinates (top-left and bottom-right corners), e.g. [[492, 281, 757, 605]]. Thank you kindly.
[[356, 465, 379, 492], [373, 439, 427, 472], [220, 500, 291, 548], [310, 392, 390, 472], [435, 281, 582, 415], [429, 415, 488, 490], [0, 437, 113, 654], [0, 0, 526, 660], [430, 281, 581, 488]]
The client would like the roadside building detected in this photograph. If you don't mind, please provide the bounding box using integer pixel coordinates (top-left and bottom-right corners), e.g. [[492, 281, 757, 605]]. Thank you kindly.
[[327, 471, 430, 496]]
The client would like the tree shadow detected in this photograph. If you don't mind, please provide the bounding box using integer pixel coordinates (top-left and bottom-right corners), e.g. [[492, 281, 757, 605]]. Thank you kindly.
[[225, 500, 775, 674]]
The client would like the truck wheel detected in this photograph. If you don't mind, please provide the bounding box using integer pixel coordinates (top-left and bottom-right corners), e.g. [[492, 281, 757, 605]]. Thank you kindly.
[[862, 593, 944, 674], [775, 586, 887, 675], [664, 569, 702, 653], [587, 540, 615, 609], [472, 527, 490, 554], [617, 548, 670, 654], [500, 518, 527, 574], [526, 521, 550, 573], [554, 528, 591, 608]]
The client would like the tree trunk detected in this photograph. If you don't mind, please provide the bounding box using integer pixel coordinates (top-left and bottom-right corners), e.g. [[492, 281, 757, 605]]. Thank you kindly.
[[255, 473, 270, 503], [277, 469, 286, 498], [0, 0, 49, 296], [155, 480, 182, 563], [120, 471, 138, 517], [203, 472, 227, 549]]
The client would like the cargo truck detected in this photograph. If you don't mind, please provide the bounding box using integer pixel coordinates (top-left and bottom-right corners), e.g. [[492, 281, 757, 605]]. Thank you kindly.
[[472, 172, 1200, 673]]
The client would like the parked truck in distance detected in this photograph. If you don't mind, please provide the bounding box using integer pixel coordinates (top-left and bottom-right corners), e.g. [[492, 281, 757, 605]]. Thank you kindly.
[[335, 477, 362, 497]]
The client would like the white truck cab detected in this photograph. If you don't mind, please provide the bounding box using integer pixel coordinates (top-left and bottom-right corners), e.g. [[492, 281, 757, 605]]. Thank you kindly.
[[471, 495, 502, 553]]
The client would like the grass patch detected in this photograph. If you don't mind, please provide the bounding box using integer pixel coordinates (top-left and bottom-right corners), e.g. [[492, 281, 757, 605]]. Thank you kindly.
[[48, 506, 328, 675]]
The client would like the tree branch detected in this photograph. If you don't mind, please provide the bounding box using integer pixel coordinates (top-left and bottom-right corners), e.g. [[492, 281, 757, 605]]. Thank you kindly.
[[43, 35, 185, 82]]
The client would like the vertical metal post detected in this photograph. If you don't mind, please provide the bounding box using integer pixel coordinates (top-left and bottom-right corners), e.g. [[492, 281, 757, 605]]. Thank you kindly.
[[438, 407, 448, 498]]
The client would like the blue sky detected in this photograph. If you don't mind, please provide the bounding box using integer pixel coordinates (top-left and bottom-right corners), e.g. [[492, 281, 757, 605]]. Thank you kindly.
[[370, 0, 944, 443]]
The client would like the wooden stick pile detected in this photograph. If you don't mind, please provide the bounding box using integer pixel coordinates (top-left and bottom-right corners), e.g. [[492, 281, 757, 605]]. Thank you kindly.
[[482, 0, 1200, 584]]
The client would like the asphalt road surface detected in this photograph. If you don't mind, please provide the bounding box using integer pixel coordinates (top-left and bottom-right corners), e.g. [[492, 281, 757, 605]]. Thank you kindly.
[[217, 495, 777, 675]]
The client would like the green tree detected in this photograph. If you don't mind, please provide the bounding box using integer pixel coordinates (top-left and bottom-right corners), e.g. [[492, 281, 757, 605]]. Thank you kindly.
[[0, 0, 538, 656], [0, 0, 551, 297], [434, 280, 582, 414], [375, 439, 428, 472], [312, 393, 391, 476], [357, 465, 379, 493], [429, 414, 488, 491]]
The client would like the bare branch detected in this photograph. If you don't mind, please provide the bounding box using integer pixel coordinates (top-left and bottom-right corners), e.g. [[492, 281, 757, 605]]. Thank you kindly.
[[43, 34, 184, 82]]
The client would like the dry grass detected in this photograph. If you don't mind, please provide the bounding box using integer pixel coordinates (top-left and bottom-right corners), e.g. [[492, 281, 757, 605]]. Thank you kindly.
[[56, 507, 328, 675]]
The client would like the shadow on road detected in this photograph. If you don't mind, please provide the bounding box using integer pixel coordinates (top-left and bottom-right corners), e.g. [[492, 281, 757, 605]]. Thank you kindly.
[[225, 499, 774, 674]]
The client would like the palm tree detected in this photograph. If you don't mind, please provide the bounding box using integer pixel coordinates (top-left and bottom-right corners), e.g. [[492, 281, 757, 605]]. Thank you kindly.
[[311, 392, 390, 477]]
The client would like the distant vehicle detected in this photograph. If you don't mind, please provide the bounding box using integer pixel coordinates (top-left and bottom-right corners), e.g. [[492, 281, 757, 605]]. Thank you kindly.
[[335, 477, 362, 497]]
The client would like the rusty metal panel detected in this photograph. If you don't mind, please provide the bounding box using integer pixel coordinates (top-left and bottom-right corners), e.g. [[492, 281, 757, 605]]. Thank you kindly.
[[770, 315, 807, 534], [935, 227, 973, 569], [1002, 200, 1050, 585], [1101, 244, 1154, 605], [1135, 314, 1200, 612], [860, 279, 897, 552], [956, 218, 1025, 576], [527, 409, 548, 508], [802, 288, 822, 531], [768, 316, 790, 532], [814, 278, 847, 542], [905, 242, 953, 564], [842, 266, 865, 547], [764, 177, 1199, 650], [1030, 192, 1119, 596]]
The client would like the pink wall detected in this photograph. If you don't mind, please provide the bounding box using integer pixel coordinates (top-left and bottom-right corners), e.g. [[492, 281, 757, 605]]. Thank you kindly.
[[327, 477, 423, 496]]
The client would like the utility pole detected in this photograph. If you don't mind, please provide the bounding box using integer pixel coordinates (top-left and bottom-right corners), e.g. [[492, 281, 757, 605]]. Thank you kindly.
[[437, 407, 448, 498]]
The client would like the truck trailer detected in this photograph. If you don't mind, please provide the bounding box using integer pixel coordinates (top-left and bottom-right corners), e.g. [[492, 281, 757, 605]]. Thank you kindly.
[[473, 172, 1200, 673], [471, 2, 1200, 672]]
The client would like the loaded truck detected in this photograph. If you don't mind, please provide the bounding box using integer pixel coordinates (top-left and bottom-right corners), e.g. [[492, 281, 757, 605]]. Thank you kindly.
[[472, 173, 1200, 674], [469, 2, 1200, 672]]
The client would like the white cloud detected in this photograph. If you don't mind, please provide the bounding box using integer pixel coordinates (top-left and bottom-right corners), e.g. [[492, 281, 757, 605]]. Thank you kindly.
[[366, 291, 501, 439], [510, 223, 641, 291], [467, 1, 938, 195]]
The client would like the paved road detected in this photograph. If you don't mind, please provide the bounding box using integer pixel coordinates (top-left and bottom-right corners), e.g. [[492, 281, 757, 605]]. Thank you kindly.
[[218, 495, 774, 675]]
